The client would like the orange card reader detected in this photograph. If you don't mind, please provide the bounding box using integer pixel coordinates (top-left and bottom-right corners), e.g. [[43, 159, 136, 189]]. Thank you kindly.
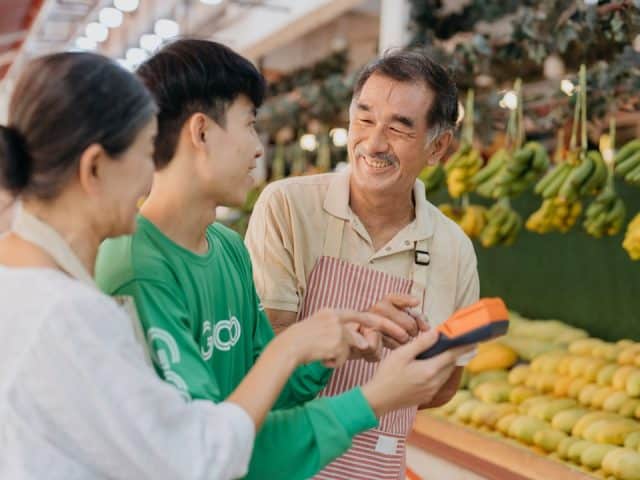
[[417, 298, 509, 359]]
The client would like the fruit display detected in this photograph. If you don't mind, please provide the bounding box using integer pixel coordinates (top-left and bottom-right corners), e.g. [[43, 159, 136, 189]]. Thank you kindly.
[[615, 139, 640, 187], [473, 142, 550, 199], [622, 213, 640, 260], [479, 200, 522, 247], [583, 180, 626, 238], [445, 142, 483, 198], [432, 313, 640, 479], [439, 203, 487, 239], [526, 197, 583, 234]]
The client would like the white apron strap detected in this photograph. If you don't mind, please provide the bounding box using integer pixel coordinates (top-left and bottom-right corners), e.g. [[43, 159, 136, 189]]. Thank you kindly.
[[322, 214, 345, 258], [10, 201, 152, 365]]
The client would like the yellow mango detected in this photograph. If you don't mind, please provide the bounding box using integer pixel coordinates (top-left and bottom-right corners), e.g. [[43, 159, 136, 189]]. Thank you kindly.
[[598, 363, 620, 386], [604, 392, 631, 412], [473, 380, 512, 403], [614, 367, 640, 390], [557, 355, 575, 376], [519, 395, 552, 414], [581, 444, 617, 469], [454, 399, 482, 423], [626, 371, 640, 398], [578, 383, 600, 406], [535, 373, 559, 394], [484, 403, 517, 428], [508, 415, 548, 445], [618, 345, 640, 365], [508, 365, 531, 385], [534, 429, 568, 452], [470, 403, 496, 426], [466, 342, 518, 373], [554, 376, 574, 397], [552, 408, 590, 434], [592, 386, 617, 409], [496, 413, 519, 435], [509, 386, 537, 405], [588, 420, 640, 445], [529, 398, 577, 422], [531, 351, 567, 373], [593, 343, 622, 362], [569, 356, 592, 378], [468, 369, 509, 390], [584, 358, 608, 382], [602, 447, 630, 475], [557, 436, 582, 459], [568, 378, 589, 398], [569, 338, 604, 356], [568, 440, 595, 464], [625, 431, 640, 450], [573, 412, 622, 437], [441, 390, 473, 415], [620, 399, 640, 418]]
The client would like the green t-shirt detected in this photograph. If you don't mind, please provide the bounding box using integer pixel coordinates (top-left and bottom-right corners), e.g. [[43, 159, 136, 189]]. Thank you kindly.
[[96, 215, 377, 479]]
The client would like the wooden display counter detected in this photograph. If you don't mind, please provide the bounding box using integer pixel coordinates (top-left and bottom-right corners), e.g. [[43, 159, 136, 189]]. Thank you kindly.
[[408, 413, 595, 480]]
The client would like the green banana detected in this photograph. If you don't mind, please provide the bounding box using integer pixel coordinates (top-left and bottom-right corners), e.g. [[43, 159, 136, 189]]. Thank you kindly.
[[615, 150, 640, 176], [580, 151, 607, 195], [614, 139, 640, 164], [536, 163, 569, 196]]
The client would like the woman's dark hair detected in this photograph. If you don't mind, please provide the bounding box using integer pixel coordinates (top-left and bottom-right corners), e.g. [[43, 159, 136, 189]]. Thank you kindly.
[[0, 51, 157, 199], [136, 38, 266, 169]]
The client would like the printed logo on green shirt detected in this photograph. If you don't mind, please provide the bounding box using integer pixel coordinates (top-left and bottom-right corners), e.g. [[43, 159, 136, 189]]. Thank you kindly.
[[147, 327, 191, 401], [213, 316, 242, 352], [201, 321, 214, 360]]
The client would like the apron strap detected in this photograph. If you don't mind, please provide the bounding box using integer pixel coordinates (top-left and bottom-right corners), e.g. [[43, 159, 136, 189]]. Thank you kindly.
[[410, 237, 433, 321], [11, 200, 96, 287], [322, 214, 345, 258]]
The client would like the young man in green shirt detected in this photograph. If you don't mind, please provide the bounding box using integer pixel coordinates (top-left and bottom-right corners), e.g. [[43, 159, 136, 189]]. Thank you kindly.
[[96, 39, 471, 479]]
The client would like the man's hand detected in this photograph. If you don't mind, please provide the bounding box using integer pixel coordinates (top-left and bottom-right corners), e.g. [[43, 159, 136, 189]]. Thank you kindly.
[[346, 324, 383, 362], [368, 294, 429, 349]]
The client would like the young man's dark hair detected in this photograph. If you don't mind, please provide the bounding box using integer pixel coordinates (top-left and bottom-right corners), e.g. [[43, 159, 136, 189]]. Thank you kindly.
[[353, 48, 458, 140], [136, 38, 266, 169]]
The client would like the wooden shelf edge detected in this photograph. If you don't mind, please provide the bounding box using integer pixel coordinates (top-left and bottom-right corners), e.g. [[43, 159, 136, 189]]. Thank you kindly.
[[409, 414, 595, 480]]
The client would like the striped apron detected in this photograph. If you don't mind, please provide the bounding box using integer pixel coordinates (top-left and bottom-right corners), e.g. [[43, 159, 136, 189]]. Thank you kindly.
[[299, 214, 432, 480]]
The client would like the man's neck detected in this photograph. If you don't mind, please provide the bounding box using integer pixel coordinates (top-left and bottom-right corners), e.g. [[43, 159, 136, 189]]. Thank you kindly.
[[141, 175, 216, 255], [349, 179, 415, 251]]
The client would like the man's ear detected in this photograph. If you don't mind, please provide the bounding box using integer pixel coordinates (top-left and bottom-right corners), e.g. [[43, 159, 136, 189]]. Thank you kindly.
[[77, 143, 108, 195], [426, 130, 453, 166], [187, 112, 210, 151]]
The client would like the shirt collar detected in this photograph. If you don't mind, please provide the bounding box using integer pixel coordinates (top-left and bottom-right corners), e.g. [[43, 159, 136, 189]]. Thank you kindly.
[[323, 167, 435, 240]]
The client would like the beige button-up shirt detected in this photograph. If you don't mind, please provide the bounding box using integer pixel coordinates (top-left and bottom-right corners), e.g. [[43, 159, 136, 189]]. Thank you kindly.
[[245, 169, 480, 330]]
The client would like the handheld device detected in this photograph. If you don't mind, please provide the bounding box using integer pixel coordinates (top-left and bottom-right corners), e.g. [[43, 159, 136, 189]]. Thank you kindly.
[[416, 298, 509, 360]]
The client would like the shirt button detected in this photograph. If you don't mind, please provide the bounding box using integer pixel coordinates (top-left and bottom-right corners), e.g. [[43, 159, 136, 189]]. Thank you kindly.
[[385, 246, 391, 252], [404, 240, 411, 246]]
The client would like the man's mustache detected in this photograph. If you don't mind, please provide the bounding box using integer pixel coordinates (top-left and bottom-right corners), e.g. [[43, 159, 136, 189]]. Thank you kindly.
[[354, 147, 398, 166]]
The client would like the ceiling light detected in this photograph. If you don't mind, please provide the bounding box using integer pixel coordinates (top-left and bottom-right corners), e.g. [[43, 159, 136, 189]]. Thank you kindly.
[[85, 22, 109, 43], [114, 0, 140, 13], [99, 7, 123, 28], [154, 19, 179, 40], [140, 33, 162, 52]]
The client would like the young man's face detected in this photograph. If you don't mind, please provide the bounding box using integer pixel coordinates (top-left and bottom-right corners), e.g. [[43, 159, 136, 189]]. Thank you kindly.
[[200, 94, 263, 207]]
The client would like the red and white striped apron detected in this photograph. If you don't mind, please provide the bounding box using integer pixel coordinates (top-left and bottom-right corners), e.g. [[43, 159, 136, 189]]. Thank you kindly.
[[298, 214, 432, 480]]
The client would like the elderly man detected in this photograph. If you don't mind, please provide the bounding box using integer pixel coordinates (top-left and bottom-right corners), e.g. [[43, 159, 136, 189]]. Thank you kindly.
[[245, 49, 479, 480]]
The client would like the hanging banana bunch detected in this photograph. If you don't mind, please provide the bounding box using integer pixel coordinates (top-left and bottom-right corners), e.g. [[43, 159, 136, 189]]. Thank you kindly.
[[526, 197, 583, 234], [439, 201, 487, 239], [445, 89, 482, 198], [614, 139, 640, 186], [622, 213, 640, 260], [480, 199, 522, 247], [583, 119, 626, 238], [528, 65, 603, 234], [418, 164, 445, 193]]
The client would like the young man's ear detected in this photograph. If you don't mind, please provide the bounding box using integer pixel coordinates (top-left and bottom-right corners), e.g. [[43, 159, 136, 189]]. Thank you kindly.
[[188, 113, 209, 150], [426, 130, 453, 166]]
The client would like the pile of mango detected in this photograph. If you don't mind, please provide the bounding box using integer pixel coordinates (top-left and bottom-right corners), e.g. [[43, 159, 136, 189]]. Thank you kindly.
[[431, 313, 640, 480]]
